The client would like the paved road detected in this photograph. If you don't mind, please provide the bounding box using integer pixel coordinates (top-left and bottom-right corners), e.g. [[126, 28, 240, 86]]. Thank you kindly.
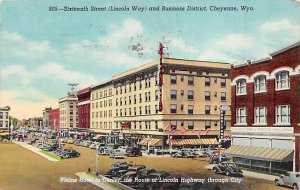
[[0, 143, 288, 190]]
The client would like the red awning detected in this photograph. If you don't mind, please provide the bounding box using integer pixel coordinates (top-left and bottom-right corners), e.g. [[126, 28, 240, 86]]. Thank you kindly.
[[138, 138, 162, 146], [170, 138, 218, 146]]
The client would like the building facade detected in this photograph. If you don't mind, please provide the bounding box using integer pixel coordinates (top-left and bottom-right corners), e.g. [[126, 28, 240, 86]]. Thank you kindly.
[[49, 108, 60, 129], [42, 107, 52, 129], [59, 92, 78, 129], [229, 41, 300, 173], [0, 106, 10, 129], [90, 58, 231, 147], [77, 87, 91, 129]]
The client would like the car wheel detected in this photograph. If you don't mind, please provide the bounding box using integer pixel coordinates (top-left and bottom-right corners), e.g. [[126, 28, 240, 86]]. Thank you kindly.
[[274, 180, 280, 186], [213, 168, 218, 173], [225, 171, 230, 176], [293, 183, 299, 190]]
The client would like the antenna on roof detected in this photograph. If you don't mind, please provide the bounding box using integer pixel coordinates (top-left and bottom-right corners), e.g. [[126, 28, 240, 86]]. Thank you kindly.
[[68, 83, 79, 92]]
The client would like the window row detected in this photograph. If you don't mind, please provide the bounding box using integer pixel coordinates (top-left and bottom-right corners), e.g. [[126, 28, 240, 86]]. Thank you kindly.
[[92, 110, 113, 118], [170, 120, 226, 130], [236, 105, 290, 125], [92, 121, 113, 129], [92, 88, 113, 100], [116, 106, 153, 117], [0, 112, 9, 119], [115, 121, 159, 130], [170, 90, 226, 101], [171, 75, 226, 87], [92, 99, 113, 109], [170, 104, 221, 114], [115, 77, 155, 95], [236, 71, 290, 95]]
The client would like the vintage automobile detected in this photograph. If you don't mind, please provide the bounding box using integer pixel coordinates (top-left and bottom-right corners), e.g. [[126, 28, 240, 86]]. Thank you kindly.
[[110, 162, 131, 170], [119, 171, 138, 187], [104, 167, 120, 178], [171, 151, 196, 158], [60, 149, 80, 159], [137, 171, 170, 190], [275, 172, 299, 190], [212, 162, 243, 176], [208, 154, 230, 164], [127, 165, 146, 173], [126, 147, 142, 156], [136, 168, 156, 180], [109, 149, 125, 159]]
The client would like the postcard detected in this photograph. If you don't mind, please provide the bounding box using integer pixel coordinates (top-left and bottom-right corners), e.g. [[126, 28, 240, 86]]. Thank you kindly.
[[0, 0, 299, 190]]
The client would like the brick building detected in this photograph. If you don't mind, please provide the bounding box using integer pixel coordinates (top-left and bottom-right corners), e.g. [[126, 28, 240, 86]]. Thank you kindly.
[[77, 87, 91, 129], [49, 108, 60, 129], [227, 41, 300, 174]]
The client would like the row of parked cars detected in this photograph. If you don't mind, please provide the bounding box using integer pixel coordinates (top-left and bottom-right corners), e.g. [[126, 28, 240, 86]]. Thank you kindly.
[[104, 162, 221, 190]]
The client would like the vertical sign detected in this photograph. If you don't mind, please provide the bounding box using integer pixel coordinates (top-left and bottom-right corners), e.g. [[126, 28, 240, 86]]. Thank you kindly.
[[220, 109, 225, 145], [158, 42, 164, 112]]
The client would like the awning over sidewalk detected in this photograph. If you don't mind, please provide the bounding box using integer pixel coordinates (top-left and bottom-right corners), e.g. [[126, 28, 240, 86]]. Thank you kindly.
[[170, 138, 218, 146], [224, 145, 294, 162], [0, 132, 9, 136], [138, 138, 162, 146]]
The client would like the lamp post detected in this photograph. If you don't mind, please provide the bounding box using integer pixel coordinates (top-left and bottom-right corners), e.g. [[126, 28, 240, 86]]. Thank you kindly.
[[95, 145, 100, 175]]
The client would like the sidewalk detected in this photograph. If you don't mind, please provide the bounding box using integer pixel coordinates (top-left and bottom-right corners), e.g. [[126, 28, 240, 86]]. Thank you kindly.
[[14, 141, 59, 162], [76, 172, 134, 190], [205, 164, 277, 181]]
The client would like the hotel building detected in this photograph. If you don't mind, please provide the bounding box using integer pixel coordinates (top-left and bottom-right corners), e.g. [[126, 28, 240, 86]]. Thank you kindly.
[[227, 41, 300, 173], [90, 58, 231, 147], [77, 87, 91, 129], [49, 108, 60, 129]]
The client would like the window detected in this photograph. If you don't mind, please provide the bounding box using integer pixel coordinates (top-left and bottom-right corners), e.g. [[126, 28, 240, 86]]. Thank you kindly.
[[181, 90, 184, 96], [139, 94, 142, 103], [276, 71, 290, 90], [181, 121, 184, 126], [205, 77, 210, 86], [188, 90, 194, 100], [171, 121, 177, 129], [214, 121, 218, 127], [120, 98, 122, 106], [129, 96, 131, 105], [221, 78, 226, 87], [171, 75, 177, 84], [255, 75, 267, 92], [205, 121, 211, 129], [155, 121, 158, 129], [181, 105, 184, 111], [171, 90, 177, 99], [276, 105, 290, 124], [205, 91, 211, 100], [236, 108, 247, 124], [155, 90, 159, 100], [171, 104, 177, 113], [181, 75, 184, 82], [140, 81, 142, 90], [188, 76, 194, 85], [188, 121, 194, 129], [134, 82, 136, 91], [254, 107, 267, 124], [188, 105, 194, 114], [221, 92, 226, 101], [236, 79, 247, 95], [205, 105, 210, 114]]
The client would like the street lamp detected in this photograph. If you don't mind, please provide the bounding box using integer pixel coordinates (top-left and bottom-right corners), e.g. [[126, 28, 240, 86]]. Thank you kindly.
[[95, 145, 100, 175]]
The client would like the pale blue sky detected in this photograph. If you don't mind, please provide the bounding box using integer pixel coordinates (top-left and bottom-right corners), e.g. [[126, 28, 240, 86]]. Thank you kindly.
[[0, 0, 299, 118]]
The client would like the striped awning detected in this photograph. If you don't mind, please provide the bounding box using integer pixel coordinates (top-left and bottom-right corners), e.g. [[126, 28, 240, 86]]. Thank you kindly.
[[224, 145, 294, 162], [138, 138, 162, 146], [170, 138, 218, 146]]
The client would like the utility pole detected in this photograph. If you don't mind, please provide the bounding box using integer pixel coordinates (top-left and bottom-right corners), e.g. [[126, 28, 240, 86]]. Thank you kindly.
[[219, 105, 231, 162]]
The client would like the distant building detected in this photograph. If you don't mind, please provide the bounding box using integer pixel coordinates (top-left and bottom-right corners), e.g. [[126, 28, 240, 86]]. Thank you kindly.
[[42, 107, 52, 128], [59, 92, 78, 129], [229, 41, 300, 173], [0, 106, 10, 129], [77, 87, 91, 129], [49, 108, 60, 129], [29, 117, 43, 128]]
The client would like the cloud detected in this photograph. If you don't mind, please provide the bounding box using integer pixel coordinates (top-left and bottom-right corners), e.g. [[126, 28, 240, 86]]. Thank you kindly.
[[165, 36, 199, 54], [37, 62, 98, 88], [1, 31, 55, 58], [214, 34, 254, 51], [260, 19, 300, 33], [0, 65, 32, 84]]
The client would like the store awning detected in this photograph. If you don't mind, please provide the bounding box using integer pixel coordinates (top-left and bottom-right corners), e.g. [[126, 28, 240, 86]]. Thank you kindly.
[[170, 138, 218, 146], [0, 132, 9, 136], [138, 138, 162, 146], [224, 145, 294, 162]]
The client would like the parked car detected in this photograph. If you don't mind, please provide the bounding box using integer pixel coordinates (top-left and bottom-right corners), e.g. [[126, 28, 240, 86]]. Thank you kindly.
[[104, 167, 120, 178], [136, 168, 156, 180], [119, 171, 137, 187], [275, 172, 299, 190], [110, 149, 125, 159], [73, 140, 80, 145], [66, 138, 75, 144], [208, 154, 230, 164], [98, 147, 110, 155], [127, 165, 146, 173], [126, 147, 142, 156], [89, 142, 100, 149], [137, 171, 170, 190], [172, 151, 196, 158], [111, 162, 131, 170], [212, 162, 243, 176], [60, 149, 80, 159]]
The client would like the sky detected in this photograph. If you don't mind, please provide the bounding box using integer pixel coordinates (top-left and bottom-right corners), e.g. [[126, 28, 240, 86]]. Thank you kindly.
[[0, 0, 299, 119]]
